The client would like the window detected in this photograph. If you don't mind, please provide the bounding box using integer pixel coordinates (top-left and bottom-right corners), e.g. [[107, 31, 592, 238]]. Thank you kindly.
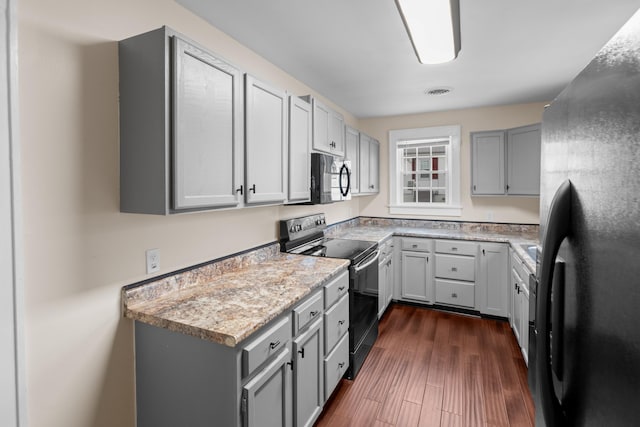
[[389, 125, 461, 216]]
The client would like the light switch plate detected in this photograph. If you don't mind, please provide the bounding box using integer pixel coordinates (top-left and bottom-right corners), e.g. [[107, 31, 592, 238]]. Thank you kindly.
[[146, 248, 160, 274]]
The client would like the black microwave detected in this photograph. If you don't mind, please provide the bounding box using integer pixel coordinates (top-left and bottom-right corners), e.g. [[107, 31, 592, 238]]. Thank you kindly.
[[309, 153, 351, 204]]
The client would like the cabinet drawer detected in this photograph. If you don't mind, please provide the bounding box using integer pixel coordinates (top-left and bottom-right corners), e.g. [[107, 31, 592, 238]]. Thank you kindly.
[[511, 252, 532, 287], [401, 237, 431, 252], [324, 293, 349, 354], [435, 240, 478, 256], [324, 332, 349, 402], [435, 254, 475, 281], [242, 316, 291, 378], [379, 239, 393, 258], [324, 270, 349, 309], [293, 291, 323, 336], [435, 279, 475, 308]]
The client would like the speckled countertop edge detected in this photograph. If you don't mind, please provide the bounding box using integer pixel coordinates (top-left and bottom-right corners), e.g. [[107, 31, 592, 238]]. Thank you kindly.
[[123, 251, 349, 347]]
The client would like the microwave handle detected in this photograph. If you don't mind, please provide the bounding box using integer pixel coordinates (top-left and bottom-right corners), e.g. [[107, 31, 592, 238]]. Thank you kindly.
[[339, 163, 351, 197]]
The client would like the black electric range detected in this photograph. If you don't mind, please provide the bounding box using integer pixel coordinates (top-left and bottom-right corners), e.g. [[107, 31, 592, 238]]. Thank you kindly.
[[279, 214, 379, 379]]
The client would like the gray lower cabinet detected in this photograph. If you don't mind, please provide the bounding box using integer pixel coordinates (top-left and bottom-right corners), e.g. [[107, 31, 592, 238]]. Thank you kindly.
[[244, 75, 287, 205], [344, 126, 360, 194], [378, 238, 394, 318], [292, 318, 323, 427], [359, 134, 380, 194], [242, 347, 293, 427], [119, 26, 244, 214], [132, 280, 345, 427], [510, 250, 531, 365], [478, 243, 509, 317], [286, 96, 312, 203], [400, 238, 433, 302], [322, 271, 349, 401], [471, 123, 541, 196], [434, 240, 478, 309]]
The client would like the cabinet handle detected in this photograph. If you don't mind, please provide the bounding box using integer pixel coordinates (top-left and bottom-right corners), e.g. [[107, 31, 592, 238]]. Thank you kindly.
[[310, 310, 319, 317], [370, 185, 374, 189], [338, 286, 346, 291], [287, 361, 293, 370], [451, 293, 458, 298], [482, 249, 485, 256], [338, 320, 345, 326], [236, 185, 243, 195], [412, 244, 418, 248], [338, 362, 345, 368], [250, 184, 256, 193], [269, 340, 280, 350], [298, 348, 305, 358], [451, 247, 458, 251], [451, 267, 457, 272], [426, 256, 429, 263], [473, 185, 476, 191]]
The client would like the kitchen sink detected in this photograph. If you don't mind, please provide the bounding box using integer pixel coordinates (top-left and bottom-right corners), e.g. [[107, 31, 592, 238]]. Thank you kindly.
[[519, 244, 538, 262]]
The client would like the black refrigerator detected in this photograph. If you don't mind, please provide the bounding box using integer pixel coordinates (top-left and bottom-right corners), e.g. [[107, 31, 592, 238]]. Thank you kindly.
[[533, 7, 640, 427]]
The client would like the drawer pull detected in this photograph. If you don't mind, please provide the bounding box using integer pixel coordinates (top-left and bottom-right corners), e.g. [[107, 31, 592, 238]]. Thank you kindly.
[[338, 362, 345, 368], [452, 293, 458, 298], [310, 310, 319, 317], [338, 286, 346, 291], [451, 247, 458, 251], [269, 340, 281, 350], [338, 320, 345, 326], [412, 244, 418, 248], [451, 267, 458, 272], [298, 348, 305, 358]]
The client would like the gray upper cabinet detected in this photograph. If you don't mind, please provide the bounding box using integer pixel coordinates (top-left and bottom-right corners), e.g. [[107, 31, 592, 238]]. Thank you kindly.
[[301, 96, 345, 157], [244, 75, 287, 205], [507, 124, 541, 195], [119, 27, 244, 214], [471, 123, 541, 196], [344, 126, 360, 194], [359, 134, 380, 194], [286, 96, 312, 203], [471, 131, 505, 195]]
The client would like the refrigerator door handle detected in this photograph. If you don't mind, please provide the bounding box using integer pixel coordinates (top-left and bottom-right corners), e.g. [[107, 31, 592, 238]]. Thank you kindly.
[[538, 179, 571, 427]]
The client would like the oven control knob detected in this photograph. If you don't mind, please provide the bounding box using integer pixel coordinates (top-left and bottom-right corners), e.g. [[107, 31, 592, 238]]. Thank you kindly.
[[296, 224, 302, 231], [290, 226, 296, 233]]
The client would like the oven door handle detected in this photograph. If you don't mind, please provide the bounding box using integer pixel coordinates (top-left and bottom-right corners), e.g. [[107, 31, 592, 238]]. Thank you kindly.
[[353, 250, 380, 273]]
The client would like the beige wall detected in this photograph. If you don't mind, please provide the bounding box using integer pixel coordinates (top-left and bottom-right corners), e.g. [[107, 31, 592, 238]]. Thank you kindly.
[[358, 102, 547, 224], [19, 1, 546, 426], [19, 1, 359, 426]]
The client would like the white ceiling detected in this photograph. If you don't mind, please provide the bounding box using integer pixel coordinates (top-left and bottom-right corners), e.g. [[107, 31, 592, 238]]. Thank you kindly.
[[175, 0, 640, 118]]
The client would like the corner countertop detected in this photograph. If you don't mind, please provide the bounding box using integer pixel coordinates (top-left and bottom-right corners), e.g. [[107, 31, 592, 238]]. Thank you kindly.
[[123, 252, 349, 348], [326, 224, 538, 272]]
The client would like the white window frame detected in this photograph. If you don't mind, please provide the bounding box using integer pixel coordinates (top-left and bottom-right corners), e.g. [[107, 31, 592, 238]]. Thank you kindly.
[[389, 125, 462, 216]]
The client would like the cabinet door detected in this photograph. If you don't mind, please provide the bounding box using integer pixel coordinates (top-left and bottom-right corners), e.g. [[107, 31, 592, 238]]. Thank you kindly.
[[511, 268, 522, 343], [378, 259, 386, 318], [287, 96, 311, 203], [521, 285, 530, 365], [369, 139, 380, 193], [401, 251, 432, 302], [471, 131, 505, 195], [359, 134, 371, 193], [242, 347, 292, 427], [344, 126, 360, 194], [507, 123, 541, 196], [479, 243, 509, 317], [245, 75, 287, 205], [293, 318, 323, 427], [311, 99, 331, 153], [172, 36, 243, 210], [328, 109, 345, 157]]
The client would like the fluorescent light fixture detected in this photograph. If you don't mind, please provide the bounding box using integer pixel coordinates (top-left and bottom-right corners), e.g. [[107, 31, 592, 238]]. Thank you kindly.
[[395, 0, 461, 64]]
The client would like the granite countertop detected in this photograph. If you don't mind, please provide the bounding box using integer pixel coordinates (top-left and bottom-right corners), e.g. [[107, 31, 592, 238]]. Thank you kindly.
[[326, 225, 538, 272], [123, 252, 349, 347]]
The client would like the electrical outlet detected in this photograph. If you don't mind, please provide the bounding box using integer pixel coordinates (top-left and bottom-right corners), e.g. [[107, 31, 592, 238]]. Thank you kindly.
[[146, 248, 160, 274]]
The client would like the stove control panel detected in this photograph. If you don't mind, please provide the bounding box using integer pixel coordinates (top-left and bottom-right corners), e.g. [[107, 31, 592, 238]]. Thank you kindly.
[[279, 213, 327, 244]]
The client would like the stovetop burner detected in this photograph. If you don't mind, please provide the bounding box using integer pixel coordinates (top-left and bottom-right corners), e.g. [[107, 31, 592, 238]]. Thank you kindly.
[[289, 237, 377, 263]]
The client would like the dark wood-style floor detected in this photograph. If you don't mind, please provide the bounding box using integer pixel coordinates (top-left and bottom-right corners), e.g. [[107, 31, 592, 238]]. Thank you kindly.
[[315, 303, 534, 427]]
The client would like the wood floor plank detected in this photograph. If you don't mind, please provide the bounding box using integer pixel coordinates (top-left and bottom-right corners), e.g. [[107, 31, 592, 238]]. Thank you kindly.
[[396, 400, 422, 427], [315, 304, 534, 427]]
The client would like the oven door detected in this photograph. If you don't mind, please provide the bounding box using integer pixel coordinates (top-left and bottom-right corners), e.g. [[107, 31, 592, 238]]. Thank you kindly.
[[348, 249, 379, 378]]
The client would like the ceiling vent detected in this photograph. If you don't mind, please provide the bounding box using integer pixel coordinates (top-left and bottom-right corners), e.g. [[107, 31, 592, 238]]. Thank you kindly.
[[425, 87, 453, 96]]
